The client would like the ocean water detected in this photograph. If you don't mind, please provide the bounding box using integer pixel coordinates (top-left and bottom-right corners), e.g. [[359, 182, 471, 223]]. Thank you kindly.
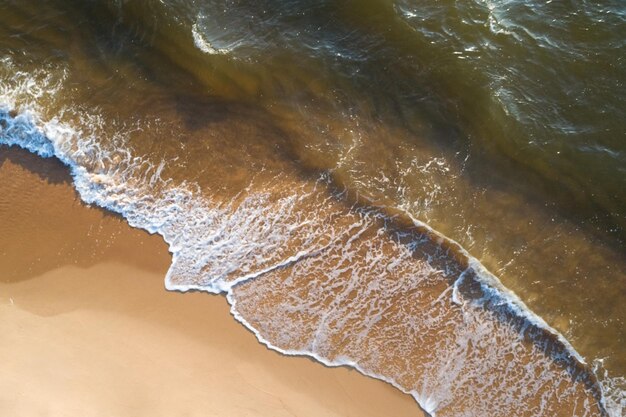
[[0, 0, 624, 415]]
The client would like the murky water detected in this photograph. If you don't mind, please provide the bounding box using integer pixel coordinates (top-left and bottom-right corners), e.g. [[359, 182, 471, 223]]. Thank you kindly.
[[0, 0, 624, 415]]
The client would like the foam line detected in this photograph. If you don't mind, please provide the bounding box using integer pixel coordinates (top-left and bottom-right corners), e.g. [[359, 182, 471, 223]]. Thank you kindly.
[[0, 106, 617, 416]]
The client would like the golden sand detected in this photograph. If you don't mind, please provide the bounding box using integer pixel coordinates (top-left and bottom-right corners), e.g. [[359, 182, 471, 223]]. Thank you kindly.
[[0, 147, 426, 416]]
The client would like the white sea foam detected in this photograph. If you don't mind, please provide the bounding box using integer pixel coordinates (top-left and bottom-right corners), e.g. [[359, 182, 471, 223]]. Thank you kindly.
[[227, 206, 609, 415], [192, 23, 229, 55], [0, 65, 618, 415], [1, 110, 345, 295]]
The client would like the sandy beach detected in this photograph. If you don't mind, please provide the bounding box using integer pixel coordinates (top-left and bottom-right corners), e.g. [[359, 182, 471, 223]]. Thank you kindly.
[[0, 147, 426, 417]]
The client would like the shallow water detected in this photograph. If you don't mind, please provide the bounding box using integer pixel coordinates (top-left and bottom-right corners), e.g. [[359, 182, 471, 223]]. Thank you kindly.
[[0, 0, 624, 415]]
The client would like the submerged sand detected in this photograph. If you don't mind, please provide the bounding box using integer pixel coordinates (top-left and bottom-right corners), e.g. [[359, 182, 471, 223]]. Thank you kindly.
[[0, 147, 426, 417]]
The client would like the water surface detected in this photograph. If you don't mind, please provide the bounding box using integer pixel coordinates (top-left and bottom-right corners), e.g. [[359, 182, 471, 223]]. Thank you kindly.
[[0, 0, 624, 415]]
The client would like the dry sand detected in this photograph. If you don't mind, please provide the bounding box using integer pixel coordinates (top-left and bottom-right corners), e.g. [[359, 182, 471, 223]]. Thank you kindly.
[[0, 147, 426, 417]]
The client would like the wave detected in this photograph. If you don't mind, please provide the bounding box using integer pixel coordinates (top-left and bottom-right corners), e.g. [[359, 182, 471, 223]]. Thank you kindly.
[[2, 1, 625, 413], [1, 94, 617, 415]]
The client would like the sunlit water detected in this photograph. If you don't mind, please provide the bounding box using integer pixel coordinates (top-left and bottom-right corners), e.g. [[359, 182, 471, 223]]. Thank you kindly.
[[0, 1, 624, 415]]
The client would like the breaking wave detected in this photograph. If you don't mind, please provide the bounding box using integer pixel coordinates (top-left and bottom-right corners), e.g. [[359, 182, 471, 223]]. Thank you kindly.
[[0, 92, 615, 415]]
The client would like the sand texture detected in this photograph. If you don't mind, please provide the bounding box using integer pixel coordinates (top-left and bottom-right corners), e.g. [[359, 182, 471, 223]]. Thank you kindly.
[[0, 147, 426, 416]]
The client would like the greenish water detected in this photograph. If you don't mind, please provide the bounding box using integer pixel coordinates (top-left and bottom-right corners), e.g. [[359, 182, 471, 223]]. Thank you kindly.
[[0, 0, 624, 415]]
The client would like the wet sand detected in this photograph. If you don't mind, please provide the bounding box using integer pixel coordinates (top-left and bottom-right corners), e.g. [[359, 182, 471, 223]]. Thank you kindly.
[[0, 146, 426, 417]]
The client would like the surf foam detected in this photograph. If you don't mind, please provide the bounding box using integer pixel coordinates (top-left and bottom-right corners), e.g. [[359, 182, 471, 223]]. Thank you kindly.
[[0, 102, 615, 416]]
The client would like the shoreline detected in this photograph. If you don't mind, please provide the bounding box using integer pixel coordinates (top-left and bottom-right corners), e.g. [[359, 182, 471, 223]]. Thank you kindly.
[[0, 146, 426, 417]]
